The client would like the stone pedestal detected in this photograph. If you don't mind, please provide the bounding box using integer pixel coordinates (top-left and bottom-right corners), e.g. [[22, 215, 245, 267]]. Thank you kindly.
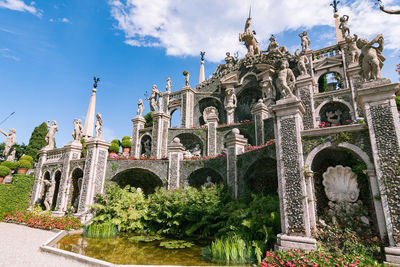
[[206, 113, 219, 156], [167, 138, 185, 190], [272, 97, 316, 251], [356, 80, 400, 264], [76, 137, 110, 221], [251, 99, 270, 146], [52, 141, 82, 216], [30, 149, 48, 208], [131, 116, 146, 158], [296, 75, 316, 129], [181, 87, 195, 128], [225, 128, 247, 198], [151, 111, 170, 159]]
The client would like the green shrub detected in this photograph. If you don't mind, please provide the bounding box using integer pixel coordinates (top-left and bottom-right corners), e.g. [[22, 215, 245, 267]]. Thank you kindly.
[[111, 139, 120, 146], [17, 159, 32, 169], [122, 136, 131, 141], [396, 96, 400, 110], [144, 112, 153, 128], [0, 175, 35, 220], [121, 139, 132, 148], [20, 155, 34, 163], [1, 161, 17, 170], [108, 143, 120, 153], [83, 223, 118, 239], [0, 165, 11, 177]]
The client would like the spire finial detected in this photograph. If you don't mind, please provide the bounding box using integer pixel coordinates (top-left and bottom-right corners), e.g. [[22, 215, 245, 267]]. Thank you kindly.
[[248, 5, 251, 18], [330, 0, 340, 13], [93, 76, 100, 89], [200, 51, 205, 61]]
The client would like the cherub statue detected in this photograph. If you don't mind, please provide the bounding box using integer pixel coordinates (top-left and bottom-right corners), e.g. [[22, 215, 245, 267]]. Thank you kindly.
[[339, 15, 350, 38], [345, 34, 360, 65], [183, 70, 190, 87], [0, 128, 16, 161], [295, 49, 310, 76], [276, 60, 296, 99], [43, 179, 54, 211], [137, 99, 144, 116], [45, 120, 58, 149], [299, 31, 311, 52], [356, 34, 385, 80], [72, 119, 83, 141], [166, 77, 172, 92], [95, 113, 103, 137]]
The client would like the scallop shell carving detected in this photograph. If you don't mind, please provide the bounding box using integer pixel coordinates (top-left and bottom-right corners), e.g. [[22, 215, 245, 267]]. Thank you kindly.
[[322, 165, 359, 203]]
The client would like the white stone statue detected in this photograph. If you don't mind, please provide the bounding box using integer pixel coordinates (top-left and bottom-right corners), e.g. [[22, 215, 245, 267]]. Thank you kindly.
[[325, 110, 342, 126], [137, 99, 144, 116], [145, 85, 159, 112], [239, 17, 260, 56], [45, 120, 58, 149], [276, 60, 296, 99], [0, 128, 16, 161], [95, 113, 102, 137], [191, 144, 201, 157], [339, 15, 350, 38], [260, 79, 276, 103], [323, 165, 359, 203], [203, 106, 219, 124], [183, 149, 193, 159], [295, 49, 310, 77], [72, 119, 83, 142], [224, 88, 237, 109], [266, 35, 287, 56], [142, 138, 151, 157], [345, 34, 360, 66], [203, 176, 213, 188], [356, 34, 385, 81], [183, 70, 190, 87], [43, 179, 55, 211], [166, 77, 172, 92], [299, 31, 311, 52], [157, 92, 163, 111]]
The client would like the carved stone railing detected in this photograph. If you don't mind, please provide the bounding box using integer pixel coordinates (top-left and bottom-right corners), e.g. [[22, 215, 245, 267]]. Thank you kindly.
[[312, 45, 341, 60], [169, 91, 182, 100], [45, 148, 65, 162]]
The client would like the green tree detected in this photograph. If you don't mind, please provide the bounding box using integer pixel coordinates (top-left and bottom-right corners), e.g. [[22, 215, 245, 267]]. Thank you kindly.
[[144, 112, 153, 128], [25, 122, 48, 161]]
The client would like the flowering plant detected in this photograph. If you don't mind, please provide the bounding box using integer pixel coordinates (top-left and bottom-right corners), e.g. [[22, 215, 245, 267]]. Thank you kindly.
[[244, 139, 276, 152], [318, 121, 331, 128], [3, 210, 82, 231]]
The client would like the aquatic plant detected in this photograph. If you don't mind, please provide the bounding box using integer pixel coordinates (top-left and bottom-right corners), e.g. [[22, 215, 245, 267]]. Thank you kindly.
[[83, 223, 118, 239], [159, 240, 194, 249], [129, 235, 164, 243]]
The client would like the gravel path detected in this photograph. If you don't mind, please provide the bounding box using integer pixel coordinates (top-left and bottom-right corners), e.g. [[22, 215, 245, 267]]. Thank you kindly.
[[0, 222, 91, 267]]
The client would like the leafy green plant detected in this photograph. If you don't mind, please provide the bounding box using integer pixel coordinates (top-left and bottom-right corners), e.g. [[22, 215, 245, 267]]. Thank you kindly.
[[121, 139, 132, 148], [17, 159, 32, 169], [111, 139, 121, 146], [1, 161, 17, 170], [83, 223, 118, 239], [108, 143, 120, 153], [25, 122, 48, 161], [0, 165, 11, 177], [19, 155, 33, 163], [129, 235, 164, 243], [159, 240, 194, 249], [144, 112, 153, 128], [122, 136, 131, 141]]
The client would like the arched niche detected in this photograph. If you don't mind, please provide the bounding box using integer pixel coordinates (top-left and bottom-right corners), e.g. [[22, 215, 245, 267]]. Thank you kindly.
[[198, 97, 223, 125], [242, 157, 278, 196], [318, 72, 344, 93], [318, 101, 352, 126], [140, 134, 152, 157], [111, 168, 163, 195], [236, 87, 262, 122], [187, 168, 223, 188], [52, 170, 62, 209], [70, 168, 83, 212], [174, 133, 204, 156]]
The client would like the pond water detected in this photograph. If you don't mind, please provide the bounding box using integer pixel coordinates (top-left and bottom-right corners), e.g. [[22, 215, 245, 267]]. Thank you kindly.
[[56, 233, 222, 266]]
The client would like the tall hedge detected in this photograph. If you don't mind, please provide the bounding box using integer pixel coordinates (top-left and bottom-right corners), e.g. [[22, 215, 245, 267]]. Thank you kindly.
[[25, 122, 48, 161], [0, 175, 35, 220]]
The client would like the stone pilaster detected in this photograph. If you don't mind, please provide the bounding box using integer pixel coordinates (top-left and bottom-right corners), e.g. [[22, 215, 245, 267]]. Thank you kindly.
[[151, 111, 170, 159], [251, 99, 270, 146], [131, 116, 146, 158], [30, 149, 48, 208], [346, 64, 362, 118], [225, 128, 247, 198], [181, 87, 195, 128], [167, 138, 185, 190], [76, 137, 110, 221], [272, 97, 317, 251], [205, 112, 219, 156], [356, 80, 400, 265], [52, 141, 82, 216], [296, 75, 317, 129]]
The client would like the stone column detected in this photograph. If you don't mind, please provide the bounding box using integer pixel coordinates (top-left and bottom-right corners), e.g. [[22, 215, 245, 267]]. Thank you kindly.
[[181, 87, 195, 128], [30, 149, 48, 208], [272, 97, 317, 251], [356, 80, 400, 265], [167, 138, 185, 190], [131, 115, 146, 158], [251, 99, 270, 146], [225, 128, 247, 198], [205, 111, 219, 156], [296, 75, 317, 129], [151, 111, 170, 159], [52, 141, 82, 216], [76, 137, 110, 221], [347, 65, 362, 119]]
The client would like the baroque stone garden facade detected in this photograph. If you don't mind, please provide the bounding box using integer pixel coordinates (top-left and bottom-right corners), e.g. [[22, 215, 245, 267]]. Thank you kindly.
[[29, 13, 400, 265]]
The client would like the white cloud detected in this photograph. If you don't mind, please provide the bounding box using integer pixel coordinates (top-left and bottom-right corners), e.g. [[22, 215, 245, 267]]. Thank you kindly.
[[0, 0, 42, 16], [109, 0, 400, 62], [60, 17, 69, 23], [0, 48, 20, 61]]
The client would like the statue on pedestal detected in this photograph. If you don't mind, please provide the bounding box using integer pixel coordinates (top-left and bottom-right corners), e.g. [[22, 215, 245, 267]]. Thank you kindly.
[[239, 17, 260, 56], [0, 128, 16, 161], [166, 78, 172, 92], [72, 119, 83, 142], [95, 113, 103, 137], [339, 15, 350, 38], [295, 49, 310, 77], [276, 60, 296, 99], [45, 120, 58, 149], [183, 70, 190, 87], [299, 31, 311, 52], [356, 34, 385, 80], [43, 179, 54, 211], [345, 34, 360, 66], [137, 99, 145, 116], [146, 85, 162, 112]]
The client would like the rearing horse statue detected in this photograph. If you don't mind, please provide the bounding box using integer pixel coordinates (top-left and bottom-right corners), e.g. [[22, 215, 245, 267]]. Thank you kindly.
[[239, 17, 260, 56]]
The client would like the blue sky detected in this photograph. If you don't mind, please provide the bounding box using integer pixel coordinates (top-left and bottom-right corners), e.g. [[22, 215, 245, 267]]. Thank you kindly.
[[0, 0, 399, 147]]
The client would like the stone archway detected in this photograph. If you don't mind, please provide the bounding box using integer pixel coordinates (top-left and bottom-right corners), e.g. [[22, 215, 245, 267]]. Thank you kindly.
[[111, 168, 163, 195], [198, 97, 223, 125], [187, 168, 223, 188], [174, 133, 204, 156], [52, 171, 62, 209], [236, 87, 262, 122], [140, 135, 152, 157], [242, 157, 278, 196], [70, 168, 83, 212], [316, 101, 353, 126]]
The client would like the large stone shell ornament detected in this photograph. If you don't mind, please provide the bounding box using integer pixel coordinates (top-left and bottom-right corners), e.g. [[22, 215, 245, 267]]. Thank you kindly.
[[322, 165, 359, 203]]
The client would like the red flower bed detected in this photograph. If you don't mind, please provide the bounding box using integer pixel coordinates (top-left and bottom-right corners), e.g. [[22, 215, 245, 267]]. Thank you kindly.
[[3, 210, 81, 231]]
